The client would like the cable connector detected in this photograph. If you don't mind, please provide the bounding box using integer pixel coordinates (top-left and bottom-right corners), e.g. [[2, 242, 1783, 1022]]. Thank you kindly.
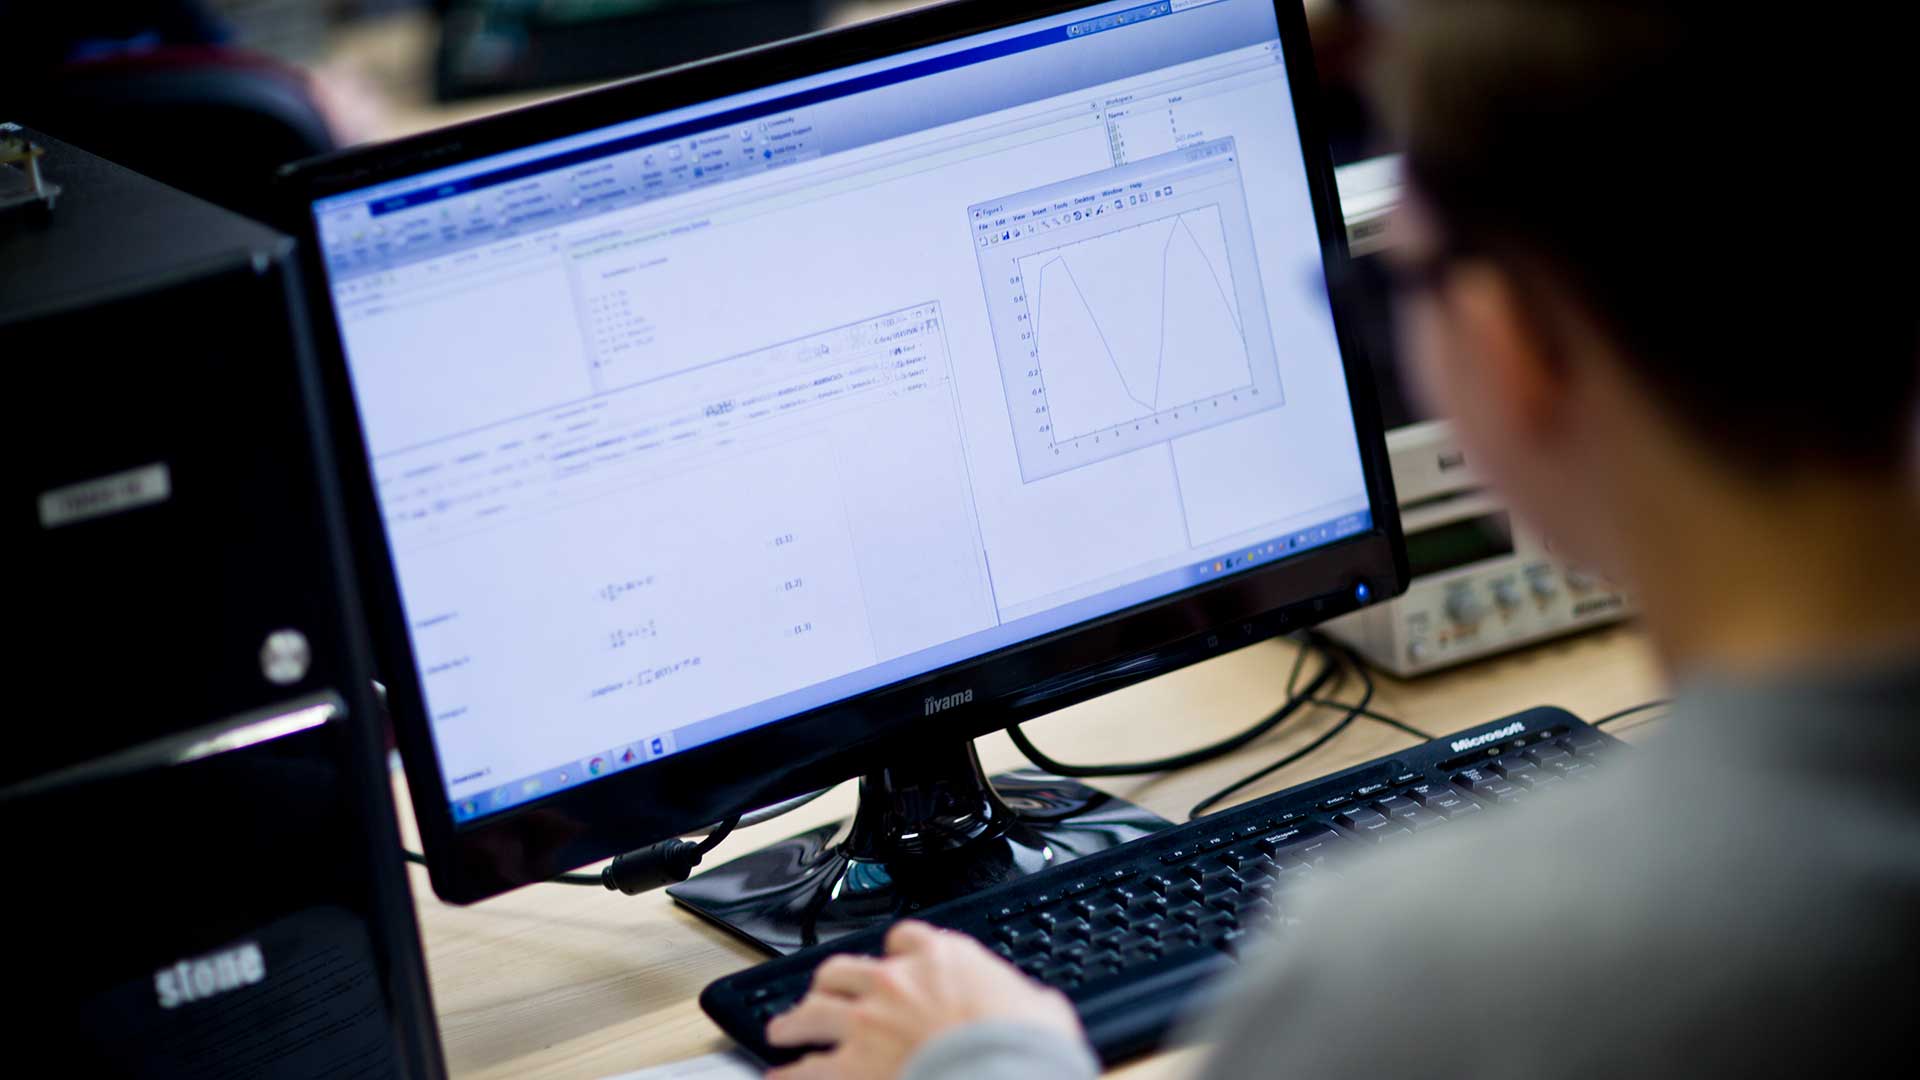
[[600, 816, 739, 895]]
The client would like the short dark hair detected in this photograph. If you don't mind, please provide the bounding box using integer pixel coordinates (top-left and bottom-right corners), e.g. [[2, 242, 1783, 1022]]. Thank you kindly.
[[1375, 0, 1918, 470]]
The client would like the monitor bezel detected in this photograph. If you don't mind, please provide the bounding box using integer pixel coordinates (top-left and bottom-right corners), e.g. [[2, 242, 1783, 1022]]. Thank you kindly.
[[277, 0, 1407, 905]]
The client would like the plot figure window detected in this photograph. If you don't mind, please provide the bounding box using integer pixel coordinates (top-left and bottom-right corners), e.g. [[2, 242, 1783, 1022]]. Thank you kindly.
[[971, 138, 1286, 482]]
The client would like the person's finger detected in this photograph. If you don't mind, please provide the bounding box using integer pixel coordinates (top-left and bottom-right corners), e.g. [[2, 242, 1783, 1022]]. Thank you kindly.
[[766, 1050, 839, 1080], [810, 952, 881, 997], [765, 993, 857, 1048], [884, 919, 941, 956]]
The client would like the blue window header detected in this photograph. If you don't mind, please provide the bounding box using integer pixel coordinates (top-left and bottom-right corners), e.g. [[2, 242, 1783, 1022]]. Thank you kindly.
[[367, 2, 1176, 217]]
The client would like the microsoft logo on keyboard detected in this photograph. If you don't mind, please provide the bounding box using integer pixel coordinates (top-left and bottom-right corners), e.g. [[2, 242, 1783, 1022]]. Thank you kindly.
[[1449, 721, 1525, 753]]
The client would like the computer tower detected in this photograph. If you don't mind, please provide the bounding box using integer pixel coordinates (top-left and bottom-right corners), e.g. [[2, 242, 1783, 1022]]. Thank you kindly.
[[0, 125, 445, 1078]]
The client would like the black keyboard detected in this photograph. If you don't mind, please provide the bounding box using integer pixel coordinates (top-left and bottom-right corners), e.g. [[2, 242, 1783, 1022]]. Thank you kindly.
[[701, 706, 1623, 1064]]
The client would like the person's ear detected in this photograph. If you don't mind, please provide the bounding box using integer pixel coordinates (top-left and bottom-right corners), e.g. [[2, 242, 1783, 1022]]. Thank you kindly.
[[1443, 261, 1565, 445]]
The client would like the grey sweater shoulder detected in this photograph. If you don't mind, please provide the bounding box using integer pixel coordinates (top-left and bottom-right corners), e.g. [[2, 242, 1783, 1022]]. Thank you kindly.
[[902, 662, 1920, 1079]]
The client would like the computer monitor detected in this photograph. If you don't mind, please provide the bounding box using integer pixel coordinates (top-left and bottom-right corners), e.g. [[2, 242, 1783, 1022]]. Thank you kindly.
[[280, 0, 1404, 950]]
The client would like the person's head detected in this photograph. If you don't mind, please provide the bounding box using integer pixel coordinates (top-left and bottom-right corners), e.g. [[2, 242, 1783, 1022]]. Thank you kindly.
[[1369, 0, 1918, 588]]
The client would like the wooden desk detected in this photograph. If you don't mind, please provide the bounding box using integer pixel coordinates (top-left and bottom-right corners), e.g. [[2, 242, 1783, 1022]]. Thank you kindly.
[[394, 625, 1662, 1079]]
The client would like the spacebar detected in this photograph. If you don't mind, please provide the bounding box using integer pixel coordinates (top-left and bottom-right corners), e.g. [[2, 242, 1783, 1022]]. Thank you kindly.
[[1070, 949, 1236, 1063]]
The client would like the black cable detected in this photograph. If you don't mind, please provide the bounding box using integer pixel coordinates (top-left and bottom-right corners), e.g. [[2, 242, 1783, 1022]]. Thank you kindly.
[[400, 848, 603, 886], [1592, 698, 1672, 727], [1306, 698, 1435, 741], [600, 815, 741, 895], [1188, 643, 1376, 820], [1005, 636, 1341, 778], [692, 815, 738, 855], [400, 813, 741, 892]]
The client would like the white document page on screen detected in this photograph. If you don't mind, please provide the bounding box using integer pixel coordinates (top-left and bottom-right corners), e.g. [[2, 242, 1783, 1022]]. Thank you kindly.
[[328, 47, 1367, 796]]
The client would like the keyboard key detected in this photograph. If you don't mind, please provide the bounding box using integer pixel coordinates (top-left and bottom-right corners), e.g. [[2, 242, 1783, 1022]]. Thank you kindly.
[[1258, 823, 1338, 858], [1237, 823, 1265, 839], [1352, 781, 1389, 799], [1336, 807, 1408, 842], [1390, 771, 1421, 787], [1130, 895, 1168, 918], [988, 903, 1026, 923], [1169, 902, 1207, 925], [1200, 834, 1234, 852], [1523, 744, 1570, 766], [1201, 868, 1246, 895], [1375, 794, 1419, 818], [1065, 878, 1101, 898], [1451, 767, 1503, 795], [1491, 755, 1536, 779], [1318, 793, 1354, 811], [1334, 807, 1390, 831], [1409, 783, 1480, 817], [1403, 808, 1449, 831], [1102, 869, 1132, 885], [1159, 848, 1196, 865]]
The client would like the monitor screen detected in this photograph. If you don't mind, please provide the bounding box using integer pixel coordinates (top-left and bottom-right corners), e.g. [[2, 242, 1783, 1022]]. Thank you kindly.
[[309, 0, 1371, 825]]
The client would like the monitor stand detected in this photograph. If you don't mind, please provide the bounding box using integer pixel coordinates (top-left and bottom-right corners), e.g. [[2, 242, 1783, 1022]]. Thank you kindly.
[[665, 738, 1172, 955]]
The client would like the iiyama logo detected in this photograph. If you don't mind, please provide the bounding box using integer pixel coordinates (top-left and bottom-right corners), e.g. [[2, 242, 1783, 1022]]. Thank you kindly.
[[154, 942, 266, 1009], [924, 688, 975, 715], [1450, 721, 1525, 753]]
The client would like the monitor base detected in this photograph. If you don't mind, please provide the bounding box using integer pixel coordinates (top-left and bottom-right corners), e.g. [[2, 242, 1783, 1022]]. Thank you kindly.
[[666, 739, 1171, 955]]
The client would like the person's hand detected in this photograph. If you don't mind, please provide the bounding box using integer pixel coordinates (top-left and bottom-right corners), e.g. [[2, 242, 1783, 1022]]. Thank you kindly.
[[764, 920, 1085, 1080]]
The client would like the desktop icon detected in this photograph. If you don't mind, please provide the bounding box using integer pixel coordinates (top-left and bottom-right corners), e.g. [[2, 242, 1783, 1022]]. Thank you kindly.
[[459, 800, 477, 817], [588, 756, 608, 776], [621, 746, 640, 765], [521, 778, 543, 797]]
